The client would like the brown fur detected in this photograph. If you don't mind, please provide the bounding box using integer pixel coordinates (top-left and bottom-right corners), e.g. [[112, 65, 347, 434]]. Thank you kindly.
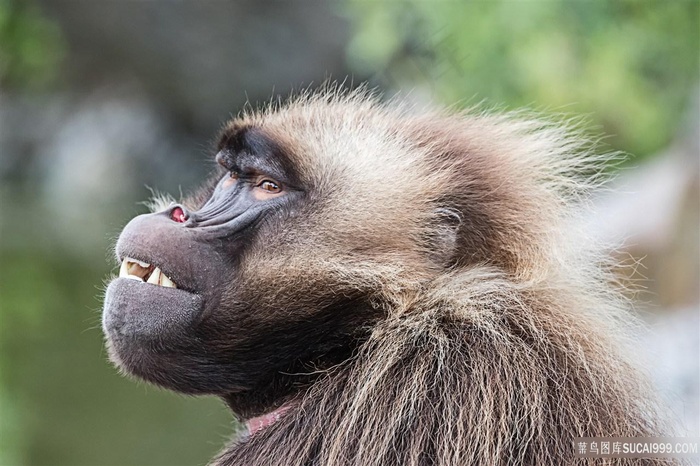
[[205, 88, 673, 465]]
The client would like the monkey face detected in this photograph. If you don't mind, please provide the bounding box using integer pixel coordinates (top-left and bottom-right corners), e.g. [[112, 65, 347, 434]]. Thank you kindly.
[[102, 119, 397, 413], [102, 102, 460, 416], [102, 125, 314, 396]]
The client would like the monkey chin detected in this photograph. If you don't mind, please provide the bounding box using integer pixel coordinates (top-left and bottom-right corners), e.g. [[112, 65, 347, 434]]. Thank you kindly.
[[102, 278, 205, 386]]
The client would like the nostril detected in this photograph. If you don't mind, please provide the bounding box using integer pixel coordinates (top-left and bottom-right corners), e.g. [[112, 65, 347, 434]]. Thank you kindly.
[[171, 206, 187, 223]]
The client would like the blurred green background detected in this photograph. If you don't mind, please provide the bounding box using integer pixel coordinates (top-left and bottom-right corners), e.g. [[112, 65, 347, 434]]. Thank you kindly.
[[1, 1, 698, 465]]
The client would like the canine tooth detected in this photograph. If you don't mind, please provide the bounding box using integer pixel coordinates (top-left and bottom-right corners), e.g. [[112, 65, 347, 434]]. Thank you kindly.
[[160, 273, 177, 288], [126, 275, 143, 281], [147, 267, 162, 285], [119, 260, 129, 278]]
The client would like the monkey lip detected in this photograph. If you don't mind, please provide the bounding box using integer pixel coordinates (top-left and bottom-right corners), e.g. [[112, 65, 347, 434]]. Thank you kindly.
[[103, 278, 204, 342], [119, 257, 178, 288]]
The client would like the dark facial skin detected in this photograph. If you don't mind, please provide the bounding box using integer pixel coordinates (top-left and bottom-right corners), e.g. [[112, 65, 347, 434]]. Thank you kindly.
[[103, 127, 369, 417]]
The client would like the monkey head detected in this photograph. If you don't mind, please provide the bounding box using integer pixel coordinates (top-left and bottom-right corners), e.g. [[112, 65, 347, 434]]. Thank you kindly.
[[102, 94, 562, 419]]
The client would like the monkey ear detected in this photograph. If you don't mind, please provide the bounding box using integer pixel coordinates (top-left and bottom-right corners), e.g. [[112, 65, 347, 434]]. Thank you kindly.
[[426, 207, 462, 267]]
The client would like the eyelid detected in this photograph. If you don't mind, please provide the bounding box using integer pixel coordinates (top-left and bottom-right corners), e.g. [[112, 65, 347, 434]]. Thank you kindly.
[[220, 164, 291, 192], [238, 171, 274, 183]]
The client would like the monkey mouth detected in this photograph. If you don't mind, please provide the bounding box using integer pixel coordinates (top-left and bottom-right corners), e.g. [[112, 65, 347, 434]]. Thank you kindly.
[[104, 256, 204, 345], [119, 257, 178, 288]]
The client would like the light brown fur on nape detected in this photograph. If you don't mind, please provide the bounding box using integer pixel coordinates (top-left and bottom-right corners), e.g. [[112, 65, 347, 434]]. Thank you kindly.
[[204, 89, 674, 465]]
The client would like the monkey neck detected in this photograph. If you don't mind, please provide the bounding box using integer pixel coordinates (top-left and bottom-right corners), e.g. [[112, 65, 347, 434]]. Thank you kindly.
[[222, 331, 369, 419], [213, 267, 665, 466]]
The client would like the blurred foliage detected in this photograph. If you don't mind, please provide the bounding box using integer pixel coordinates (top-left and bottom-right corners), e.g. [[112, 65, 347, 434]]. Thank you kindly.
[[0, 0, 64, 90], [342, 0, 699, 160]]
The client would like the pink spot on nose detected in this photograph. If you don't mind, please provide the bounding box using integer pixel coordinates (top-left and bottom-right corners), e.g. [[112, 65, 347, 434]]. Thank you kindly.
[[171, 207, 187, 223]]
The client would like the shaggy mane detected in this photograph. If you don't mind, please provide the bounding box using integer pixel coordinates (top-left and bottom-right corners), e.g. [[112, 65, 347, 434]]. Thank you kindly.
[[212, 89, 673, 465]]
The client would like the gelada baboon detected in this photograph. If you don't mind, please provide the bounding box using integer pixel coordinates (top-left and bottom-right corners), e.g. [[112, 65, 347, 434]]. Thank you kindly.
[[102, 89, 671, 465]]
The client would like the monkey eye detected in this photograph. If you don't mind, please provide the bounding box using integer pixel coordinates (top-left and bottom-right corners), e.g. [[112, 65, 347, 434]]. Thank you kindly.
[[257, 179, 281, 193], [251, 178, 283, 200]]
